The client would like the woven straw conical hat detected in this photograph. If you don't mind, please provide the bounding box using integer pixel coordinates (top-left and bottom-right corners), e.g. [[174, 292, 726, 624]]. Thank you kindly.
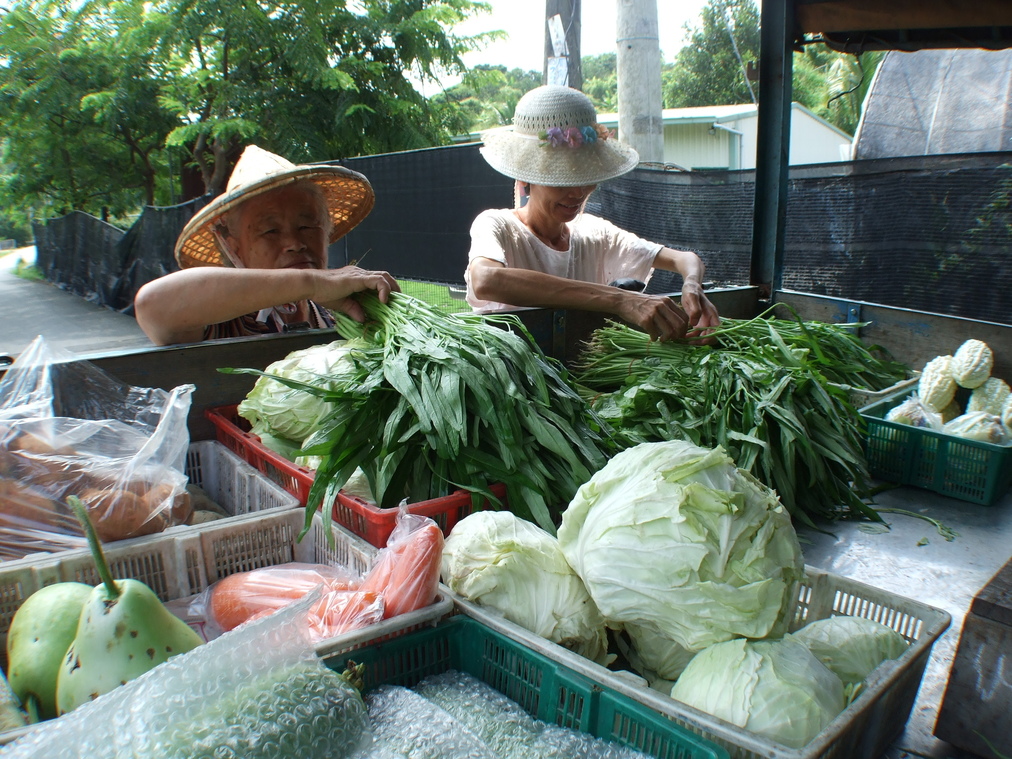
[[175, 145, 375, 269], [479, 86, 639, 187]]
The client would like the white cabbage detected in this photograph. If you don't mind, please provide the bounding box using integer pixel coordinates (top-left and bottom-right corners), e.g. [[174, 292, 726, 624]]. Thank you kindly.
[[238, 340, 361, 444], [558, 440, 804, 679], [441, 511, 609, 663], [670, 636, 845, 749], [792, 615, 909, 686]]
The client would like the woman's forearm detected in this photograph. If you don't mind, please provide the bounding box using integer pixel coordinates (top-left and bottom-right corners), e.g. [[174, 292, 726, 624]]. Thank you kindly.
[[654, 247, 706, 286]]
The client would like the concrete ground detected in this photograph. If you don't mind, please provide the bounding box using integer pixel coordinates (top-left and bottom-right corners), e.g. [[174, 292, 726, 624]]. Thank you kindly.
[[0, 246, 154, 362]]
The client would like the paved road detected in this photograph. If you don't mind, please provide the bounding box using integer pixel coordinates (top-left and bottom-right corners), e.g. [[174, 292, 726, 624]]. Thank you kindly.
[[0, 247, 154, 362]]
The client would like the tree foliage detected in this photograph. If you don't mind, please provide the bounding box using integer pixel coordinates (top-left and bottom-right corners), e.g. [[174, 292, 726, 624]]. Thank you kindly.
[[430, 64, 540, 132], [661, 0, 881, 136], [0, 0, 493, 219], [663, 0, 760, 109]]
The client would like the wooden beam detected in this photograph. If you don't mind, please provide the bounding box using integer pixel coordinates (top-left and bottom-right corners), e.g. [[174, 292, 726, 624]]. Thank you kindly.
[[796, 0, 1012, 34]]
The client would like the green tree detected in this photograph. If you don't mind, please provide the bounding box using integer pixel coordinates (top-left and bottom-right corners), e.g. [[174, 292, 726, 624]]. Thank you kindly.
[[0, 0, 174, 217], [583, 53, 617, 113], [155, 0, 494, 194], [431, 64, 540, 133], [663, 0, 760, 108], [0, 0, 495, 220]]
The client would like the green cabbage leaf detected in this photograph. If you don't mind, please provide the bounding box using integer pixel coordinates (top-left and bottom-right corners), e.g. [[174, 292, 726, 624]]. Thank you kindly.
[[441, 511, 609, 664], [237, 340, 362, 444], [557, 440, 804, 679], [792, 615, 909, 686], [670, 636, 845, 749]]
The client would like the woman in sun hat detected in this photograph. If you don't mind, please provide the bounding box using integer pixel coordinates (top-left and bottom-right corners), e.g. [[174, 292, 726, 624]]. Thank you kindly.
[[466, 85, 719, 342], [134, 145, 399, 346]]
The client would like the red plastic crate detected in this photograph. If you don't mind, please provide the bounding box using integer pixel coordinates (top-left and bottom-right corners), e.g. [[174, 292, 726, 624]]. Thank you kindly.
[[205, 404, 507, 547]]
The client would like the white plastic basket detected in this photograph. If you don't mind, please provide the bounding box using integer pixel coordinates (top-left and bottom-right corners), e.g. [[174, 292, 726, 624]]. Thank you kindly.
[[0, 505, 452, 744], [450, 566, 951, 759], [183, 439, 301, 518]]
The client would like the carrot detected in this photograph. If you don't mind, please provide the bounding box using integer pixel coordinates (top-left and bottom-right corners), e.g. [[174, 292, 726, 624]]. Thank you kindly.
[[307, 590, 384, 640], [208, 564, 357, 632], [360, 520, 443, 618]]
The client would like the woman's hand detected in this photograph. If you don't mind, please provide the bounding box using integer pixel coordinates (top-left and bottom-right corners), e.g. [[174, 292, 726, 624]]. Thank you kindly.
[[617, 294, 691, 342], [679, 281, 720, 344]]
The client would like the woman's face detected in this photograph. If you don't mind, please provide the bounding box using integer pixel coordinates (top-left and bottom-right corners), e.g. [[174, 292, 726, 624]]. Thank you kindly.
[[528, 183, 597, 223], [227, 184, 331, 270]]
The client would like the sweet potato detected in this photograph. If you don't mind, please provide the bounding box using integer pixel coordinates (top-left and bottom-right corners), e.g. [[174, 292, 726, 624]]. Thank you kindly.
[[79, 487, 163, 542]]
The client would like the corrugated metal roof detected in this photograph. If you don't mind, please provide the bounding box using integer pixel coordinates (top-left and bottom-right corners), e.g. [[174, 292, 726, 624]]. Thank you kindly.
[[597, 103, 759, 125]]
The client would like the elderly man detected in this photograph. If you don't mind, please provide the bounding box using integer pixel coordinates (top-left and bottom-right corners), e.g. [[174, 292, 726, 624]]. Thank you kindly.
[[135, 145, 398, 346]]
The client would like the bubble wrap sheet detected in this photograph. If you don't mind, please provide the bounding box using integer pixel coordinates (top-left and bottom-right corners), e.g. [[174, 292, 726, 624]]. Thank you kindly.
[[415, 670, 651, 759], [353, 685, 495, 759], [0, 595, 370, 759]]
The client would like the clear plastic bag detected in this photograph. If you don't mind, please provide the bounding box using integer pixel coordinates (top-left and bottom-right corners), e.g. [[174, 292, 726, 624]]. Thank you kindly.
[[185, 562, 382, 643], [0, 593, 373, 759], [0, 337, 193, 557], [359, 509, 443, 619]]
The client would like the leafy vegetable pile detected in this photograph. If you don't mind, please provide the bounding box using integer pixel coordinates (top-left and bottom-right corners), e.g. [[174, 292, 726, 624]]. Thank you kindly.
[[227, 293, 611, 537], [572, 311, 908, 526]]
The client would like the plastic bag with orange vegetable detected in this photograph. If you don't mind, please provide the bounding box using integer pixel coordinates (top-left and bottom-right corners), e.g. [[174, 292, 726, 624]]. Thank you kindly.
[[360, 509, 444, 618], [0, 336, 193, 559]]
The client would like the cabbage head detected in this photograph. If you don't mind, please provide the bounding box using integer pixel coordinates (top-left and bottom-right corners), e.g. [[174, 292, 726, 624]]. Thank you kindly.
[[792, 615, 909, 686], [238, 340, 361, 444], [670, 636, 845, 749], [441, 511, 609, 663], [557, 440, 804, 679]]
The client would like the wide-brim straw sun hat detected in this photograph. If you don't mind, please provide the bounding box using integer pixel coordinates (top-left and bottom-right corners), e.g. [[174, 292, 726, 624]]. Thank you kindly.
[[175, 145, 375, 269], [479, 85, 640, 187]]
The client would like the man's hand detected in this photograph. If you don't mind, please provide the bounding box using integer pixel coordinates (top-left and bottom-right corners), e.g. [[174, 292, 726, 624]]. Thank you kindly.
[[313, 267, 401, 321]]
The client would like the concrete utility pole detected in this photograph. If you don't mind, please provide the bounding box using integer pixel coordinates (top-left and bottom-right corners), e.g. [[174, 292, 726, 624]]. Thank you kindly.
[[616, 0, 664, 163], [544, 0, 582, 90]]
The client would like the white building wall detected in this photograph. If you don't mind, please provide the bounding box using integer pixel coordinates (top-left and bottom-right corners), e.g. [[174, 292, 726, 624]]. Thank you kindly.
[[602, 104, 852, 170], [788, 111, 853, 164], [663, 123, 732, 170]]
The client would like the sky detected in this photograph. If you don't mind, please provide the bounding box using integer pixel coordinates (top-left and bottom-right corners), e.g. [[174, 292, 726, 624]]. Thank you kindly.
[[412, 0, 710, 93], [455, 0, 710, 70]]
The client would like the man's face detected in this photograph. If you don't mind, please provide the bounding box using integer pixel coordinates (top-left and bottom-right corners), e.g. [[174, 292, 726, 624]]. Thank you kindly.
[[230, 184, 331, 270]]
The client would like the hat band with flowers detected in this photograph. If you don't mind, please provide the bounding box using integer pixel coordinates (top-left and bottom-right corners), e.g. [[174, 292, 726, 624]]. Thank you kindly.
[[478, 85, 639, 188], [538, 123, 614, 149]]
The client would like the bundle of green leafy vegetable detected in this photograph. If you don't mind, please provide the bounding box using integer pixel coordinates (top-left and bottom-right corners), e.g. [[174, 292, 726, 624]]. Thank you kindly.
[[225, 293, 612, 538], [572, 311, 907, 526]]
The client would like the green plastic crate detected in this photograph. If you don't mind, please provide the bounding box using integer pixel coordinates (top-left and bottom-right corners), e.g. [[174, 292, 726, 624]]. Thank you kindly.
[[860, 392, 1012, 505], [324, 615, 728, 759]]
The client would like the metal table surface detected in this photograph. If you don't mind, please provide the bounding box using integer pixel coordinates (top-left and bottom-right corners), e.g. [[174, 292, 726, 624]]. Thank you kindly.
[[799, 484, 1012, 759]]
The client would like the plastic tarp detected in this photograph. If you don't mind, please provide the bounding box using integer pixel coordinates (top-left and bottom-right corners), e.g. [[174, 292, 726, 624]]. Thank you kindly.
[[854, 49, 1012, 160]]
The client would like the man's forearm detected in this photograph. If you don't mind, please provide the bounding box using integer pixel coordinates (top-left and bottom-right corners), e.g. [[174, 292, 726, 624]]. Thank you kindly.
[[135, 268, 314, 344]]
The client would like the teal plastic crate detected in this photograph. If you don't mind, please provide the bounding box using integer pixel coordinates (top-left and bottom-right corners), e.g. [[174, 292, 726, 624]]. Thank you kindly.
[[860, 392, 1012, 505], [325, 615, 728, 759]]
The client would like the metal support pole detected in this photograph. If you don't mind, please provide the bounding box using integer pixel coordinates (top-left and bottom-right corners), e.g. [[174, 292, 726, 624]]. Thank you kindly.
[[750, 0, 795, 299]]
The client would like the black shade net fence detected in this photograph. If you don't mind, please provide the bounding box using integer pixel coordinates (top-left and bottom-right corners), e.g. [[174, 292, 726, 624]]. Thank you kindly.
[[31, 146, 1012, 325]]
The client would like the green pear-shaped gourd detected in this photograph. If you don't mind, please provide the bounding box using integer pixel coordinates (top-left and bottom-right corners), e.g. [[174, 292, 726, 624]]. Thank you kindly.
[[7, 581, 93, 721], [55, 497, 203, 715]]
